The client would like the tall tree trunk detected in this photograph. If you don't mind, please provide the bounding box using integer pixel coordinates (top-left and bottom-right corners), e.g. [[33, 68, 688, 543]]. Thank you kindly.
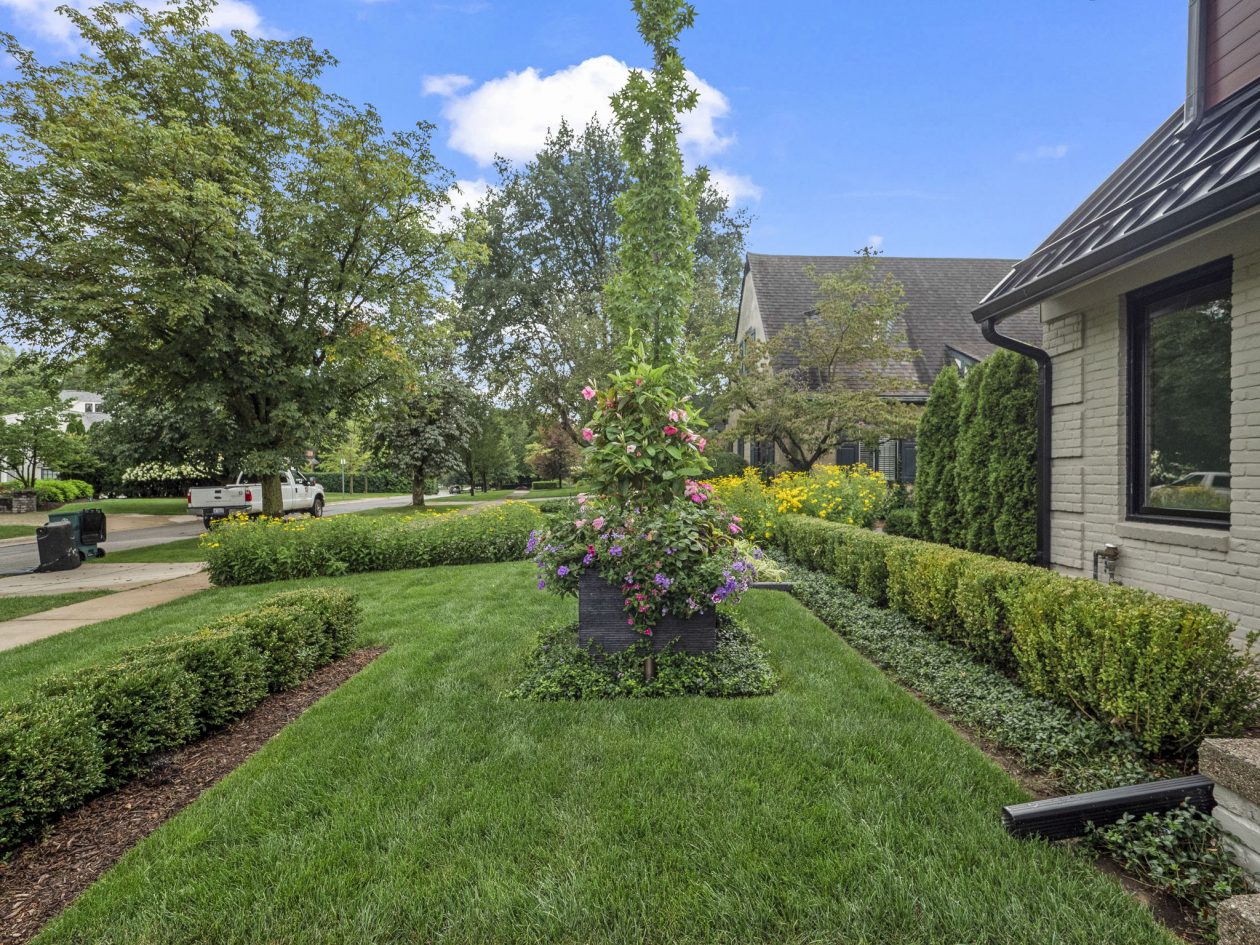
[[411, 465, 426, 508], [261, 473, 284, 517], [480, 472, 488, 494]]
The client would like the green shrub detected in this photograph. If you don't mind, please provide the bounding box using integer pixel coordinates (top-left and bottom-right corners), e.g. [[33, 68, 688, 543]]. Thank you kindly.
[[0, 588, 361, 854], [776, 514, 1260, 754], [1086, 802, 1248, 941], [38, 658, 201, 781], [1007, 576, 1260, 754], [531, 479, 560, 490], [31, 478, 93, 503], [204, 501, 544, 586], [509, 613, 776, 701], [140, 629, 269, 729], [979, 351, 1038, 563], [881, 506, 918, 538], [0, 694, 105, 849], [706, 450, 747, 477], [786, 563, 1154, 793], [914, 365, 962, 544], [264, 588, 361, 663]]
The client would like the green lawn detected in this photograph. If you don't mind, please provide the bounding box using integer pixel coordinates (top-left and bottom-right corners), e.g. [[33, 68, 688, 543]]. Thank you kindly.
[[428, 487, 577, 504], [322, 492, 410, 503], [0, 523, 35, 540], [88, 537, 205, 564], [59, 497, 188, 516], [0, 590, 111, 623], [7, 562, 1173, 945]]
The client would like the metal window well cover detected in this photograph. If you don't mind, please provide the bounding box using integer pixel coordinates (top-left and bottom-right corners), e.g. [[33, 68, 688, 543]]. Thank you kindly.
[[975, 83, 1260, 323]]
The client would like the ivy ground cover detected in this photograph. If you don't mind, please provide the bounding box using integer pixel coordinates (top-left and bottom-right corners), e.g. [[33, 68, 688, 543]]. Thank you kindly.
[[5, 562, 1176, 945]]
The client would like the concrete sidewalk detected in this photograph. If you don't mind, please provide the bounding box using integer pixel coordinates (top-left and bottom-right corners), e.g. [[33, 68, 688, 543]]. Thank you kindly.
[[0, 569, 211, 652], [0, 562, 206, 595]]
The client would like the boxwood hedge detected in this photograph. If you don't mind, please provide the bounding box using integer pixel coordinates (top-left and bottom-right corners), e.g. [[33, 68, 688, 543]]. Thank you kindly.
[[775, 514, 1260, 755], [0, 588, 360, 853], [204, 502, 544, 586]]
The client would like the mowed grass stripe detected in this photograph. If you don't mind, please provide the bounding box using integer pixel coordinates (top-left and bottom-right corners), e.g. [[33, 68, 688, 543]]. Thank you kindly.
[[21, 565, 1173, 945]]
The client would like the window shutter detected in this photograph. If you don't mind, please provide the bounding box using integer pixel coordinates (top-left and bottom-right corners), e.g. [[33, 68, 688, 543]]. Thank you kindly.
[[837, 442, 859, 465], [899, 439, 917, 483]]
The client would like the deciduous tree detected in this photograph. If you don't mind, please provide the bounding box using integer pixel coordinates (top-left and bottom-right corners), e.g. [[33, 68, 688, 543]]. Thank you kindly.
[[0, 1, 462, 514], [369, 374, 477, 508], [722, 251, 921, 471]]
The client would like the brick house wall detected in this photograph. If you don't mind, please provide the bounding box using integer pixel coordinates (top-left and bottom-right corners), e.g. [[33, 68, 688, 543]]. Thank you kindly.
[[1041, 209, 1260, 648]]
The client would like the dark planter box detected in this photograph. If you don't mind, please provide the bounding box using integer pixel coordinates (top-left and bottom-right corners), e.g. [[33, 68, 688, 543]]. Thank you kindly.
[[577, 569, 717, 655]]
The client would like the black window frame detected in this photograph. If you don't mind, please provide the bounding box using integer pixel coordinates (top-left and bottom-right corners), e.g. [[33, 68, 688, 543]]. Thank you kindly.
[[1126, 256, 1233, 529]]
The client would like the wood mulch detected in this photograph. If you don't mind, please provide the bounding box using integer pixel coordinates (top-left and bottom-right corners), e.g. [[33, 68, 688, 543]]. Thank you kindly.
[[0, 647, 385, 945]]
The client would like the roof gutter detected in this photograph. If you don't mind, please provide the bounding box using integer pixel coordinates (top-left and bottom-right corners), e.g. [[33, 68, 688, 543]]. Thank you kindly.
[[980, 317, 1052, 569]]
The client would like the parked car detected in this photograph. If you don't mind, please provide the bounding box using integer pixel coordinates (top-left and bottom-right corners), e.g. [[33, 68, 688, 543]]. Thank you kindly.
[[187, 469, 325, 527]]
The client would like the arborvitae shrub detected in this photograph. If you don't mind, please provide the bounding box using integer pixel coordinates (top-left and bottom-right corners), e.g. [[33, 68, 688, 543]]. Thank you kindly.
[[914, 366, 962, 543], [978, 350, 1038, 563]]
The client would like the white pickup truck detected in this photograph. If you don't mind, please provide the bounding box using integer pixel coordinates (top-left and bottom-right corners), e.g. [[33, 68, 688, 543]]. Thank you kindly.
[[187, 470, 325, 527]]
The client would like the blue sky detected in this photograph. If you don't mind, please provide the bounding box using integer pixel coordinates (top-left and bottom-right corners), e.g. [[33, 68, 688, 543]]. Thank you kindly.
[[0, 0, 1190, 263]]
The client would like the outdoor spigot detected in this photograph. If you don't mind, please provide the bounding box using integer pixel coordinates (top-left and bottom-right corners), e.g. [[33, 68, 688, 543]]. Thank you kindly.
[[1093, 544, 1121, 584]]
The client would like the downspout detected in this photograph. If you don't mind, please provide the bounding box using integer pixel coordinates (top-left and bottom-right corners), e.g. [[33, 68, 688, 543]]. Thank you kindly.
[[980, 317, 1052, 569]]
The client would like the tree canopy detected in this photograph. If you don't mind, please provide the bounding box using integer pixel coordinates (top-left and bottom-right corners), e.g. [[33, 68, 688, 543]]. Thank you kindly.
[[721, 252, 921, 471], [0, 0, 464, 513]]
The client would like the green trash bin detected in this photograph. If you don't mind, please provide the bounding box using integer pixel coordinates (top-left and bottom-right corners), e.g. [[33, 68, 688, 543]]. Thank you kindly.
[[46, 508, 107, 560]]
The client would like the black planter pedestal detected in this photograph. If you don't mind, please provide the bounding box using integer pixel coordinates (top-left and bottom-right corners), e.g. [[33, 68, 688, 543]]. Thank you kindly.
[[577, 569, 717, 655]]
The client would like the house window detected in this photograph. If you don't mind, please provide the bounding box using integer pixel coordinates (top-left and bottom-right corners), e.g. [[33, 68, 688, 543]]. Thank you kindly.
[[1127, 259, 1232, 525]]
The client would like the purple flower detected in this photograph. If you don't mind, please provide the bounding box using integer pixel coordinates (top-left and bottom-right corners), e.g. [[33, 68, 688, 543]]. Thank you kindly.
[[610, 546, 623, 557], [582, 552, 595, 566], [557, 565, 570, 577], [537, 579, 547, 590], [732, 560, 746, 572], [653, 573, 673, 589], [753, 547, 764, 560], [525, 530, 539, 554]]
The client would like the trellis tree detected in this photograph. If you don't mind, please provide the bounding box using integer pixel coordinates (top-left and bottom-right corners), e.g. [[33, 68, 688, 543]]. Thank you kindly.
[[0, 1, 462, 515]]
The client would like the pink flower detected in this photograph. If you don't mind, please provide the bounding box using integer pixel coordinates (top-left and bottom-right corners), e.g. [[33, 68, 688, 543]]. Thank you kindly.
[[575, 519, 586, 528], [626, 444, 636, 454], [582, 427, 594, 442], [582, 385, 596, 401], [729, 523, 742, 534], [592, 516, 605, 530], [577, 493, 588, 505], [668, 409, 680, 422], [644, 627, 653, 636], [635, 377, 644, 386], [663, 425, 678, 436], [696, 437, 707, 452]]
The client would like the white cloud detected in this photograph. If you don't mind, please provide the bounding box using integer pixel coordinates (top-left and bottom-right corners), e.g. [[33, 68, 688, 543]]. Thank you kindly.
[[422, 73, 474, 97], [867, 234, 885, 250], [1018, 143, 1069, 161], [0, 0, 274, 47], [432, 177, 492, 230], [427, 54, 736, 166], [708, 168, 762, 203]]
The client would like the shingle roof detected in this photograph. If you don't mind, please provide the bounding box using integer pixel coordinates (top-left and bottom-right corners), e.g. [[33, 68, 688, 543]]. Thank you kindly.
[[744, 254, 1043, 398], [975, 84, 1260, 322]]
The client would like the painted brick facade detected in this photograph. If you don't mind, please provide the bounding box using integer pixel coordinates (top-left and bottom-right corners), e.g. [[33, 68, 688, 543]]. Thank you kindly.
[[1042, 213, 1260, 648]]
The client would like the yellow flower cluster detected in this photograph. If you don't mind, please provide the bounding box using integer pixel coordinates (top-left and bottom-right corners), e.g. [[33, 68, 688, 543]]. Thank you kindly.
[[706, 463, 890, 533]]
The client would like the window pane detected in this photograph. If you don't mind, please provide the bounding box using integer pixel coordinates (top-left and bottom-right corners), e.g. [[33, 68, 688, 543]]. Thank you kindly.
[[1144, 285, 1231, 516]]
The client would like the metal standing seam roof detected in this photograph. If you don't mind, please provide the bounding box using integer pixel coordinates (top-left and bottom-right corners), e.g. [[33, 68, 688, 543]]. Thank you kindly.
[[975, 82, 1260, 323], [743, 253, 1043, 398]]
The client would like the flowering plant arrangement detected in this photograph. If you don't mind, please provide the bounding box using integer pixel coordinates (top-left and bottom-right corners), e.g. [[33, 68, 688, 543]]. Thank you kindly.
[[530, 486, 761, 634], [532, 360, 762, 636]]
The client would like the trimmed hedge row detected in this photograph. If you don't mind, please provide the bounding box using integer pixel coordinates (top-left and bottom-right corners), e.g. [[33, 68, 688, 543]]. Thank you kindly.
[[0, 588, 360, 853], [531, 480, 560, 490], [775, 515, 1260, 754], [0, 479, 95, 503], [204, 502, 545, 586]]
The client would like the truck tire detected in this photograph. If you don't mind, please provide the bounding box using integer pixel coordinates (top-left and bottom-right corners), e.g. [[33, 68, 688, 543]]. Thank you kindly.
[[203, 516, 214, 530], [309, 496, 325, 518]]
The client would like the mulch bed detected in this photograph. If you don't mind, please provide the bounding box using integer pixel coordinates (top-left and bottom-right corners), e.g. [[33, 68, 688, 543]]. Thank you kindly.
[[0, 647, 385, 945]]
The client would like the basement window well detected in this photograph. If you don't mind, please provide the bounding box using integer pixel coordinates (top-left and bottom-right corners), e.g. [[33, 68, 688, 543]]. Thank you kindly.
[[1127, 259, 1232, 527]]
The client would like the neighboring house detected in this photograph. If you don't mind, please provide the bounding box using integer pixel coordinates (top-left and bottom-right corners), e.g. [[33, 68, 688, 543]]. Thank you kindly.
[[973, 1, 1260, 645], [0, 390, 109, 483], [733, 253, 1041, 481]]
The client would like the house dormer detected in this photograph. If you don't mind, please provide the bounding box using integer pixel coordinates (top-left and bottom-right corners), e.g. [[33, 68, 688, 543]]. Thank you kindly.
[[1186, 0, 1260, 128]]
